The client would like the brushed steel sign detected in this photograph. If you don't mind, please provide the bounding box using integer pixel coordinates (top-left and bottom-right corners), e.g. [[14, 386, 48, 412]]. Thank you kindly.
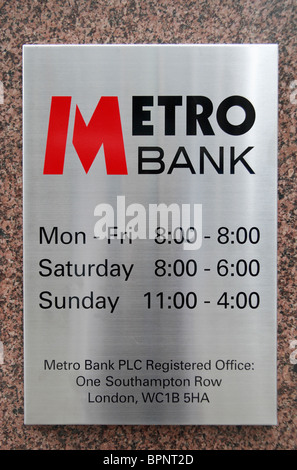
[[23, 44, 278, 425]]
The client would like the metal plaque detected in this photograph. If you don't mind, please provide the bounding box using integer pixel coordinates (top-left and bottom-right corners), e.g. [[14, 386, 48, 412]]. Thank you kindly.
[[23, 44, 278, 425]]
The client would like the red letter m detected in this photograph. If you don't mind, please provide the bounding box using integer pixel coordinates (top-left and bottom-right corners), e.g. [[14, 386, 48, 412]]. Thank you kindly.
[[43, 96, 128, 174]]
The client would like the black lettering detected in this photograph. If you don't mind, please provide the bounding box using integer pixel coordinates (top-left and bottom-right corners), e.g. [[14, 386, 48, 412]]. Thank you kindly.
[[40, 226, 58, 244], [167, 146, 195, 173], [186, 96, 215, 135], [158, 96, 182, 135], [138, 147, 165, 174], [217, 96, 256, 135], [132, 96, 154, 135], [44, 359, 56, 370], [230, 146, 255, 174], [200, 146, 224, 174], [39, 291, 52, 309], [39, 258, 52, 277], [39, 227, 86, 244]]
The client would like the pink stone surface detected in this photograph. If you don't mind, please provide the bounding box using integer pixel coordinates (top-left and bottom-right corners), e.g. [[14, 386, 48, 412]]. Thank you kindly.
[[0, 0, 296, 450]]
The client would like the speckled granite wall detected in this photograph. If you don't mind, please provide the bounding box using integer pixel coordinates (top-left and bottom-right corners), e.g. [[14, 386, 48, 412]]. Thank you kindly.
[[0, 0, 296, 450]]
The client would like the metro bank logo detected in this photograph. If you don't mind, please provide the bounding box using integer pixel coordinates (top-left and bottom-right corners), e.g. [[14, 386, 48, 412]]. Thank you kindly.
[[43, 94, 257, 176], [43, 96, 128, 175]]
